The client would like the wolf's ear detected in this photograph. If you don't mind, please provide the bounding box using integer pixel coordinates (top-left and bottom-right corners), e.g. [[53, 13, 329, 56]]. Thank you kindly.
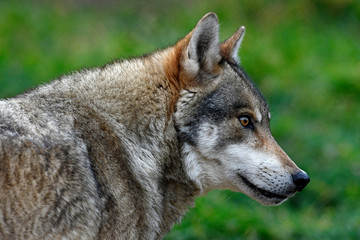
[[220, 26, 245, 64], [183, 12, 221, 77]]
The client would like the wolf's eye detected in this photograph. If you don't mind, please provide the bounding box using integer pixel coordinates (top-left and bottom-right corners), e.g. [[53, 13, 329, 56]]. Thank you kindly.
[[239, 116, 251, 128]]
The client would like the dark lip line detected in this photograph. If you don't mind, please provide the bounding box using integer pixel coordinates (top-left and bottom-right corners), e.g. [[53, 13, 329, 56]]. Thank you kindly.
[[237, 174, 287, 200]]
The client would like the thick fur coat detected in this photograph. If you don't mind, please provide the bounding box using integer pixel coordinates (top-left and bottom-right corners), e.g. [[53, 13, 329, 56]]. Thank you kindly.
[[0, 13, 309, 239]]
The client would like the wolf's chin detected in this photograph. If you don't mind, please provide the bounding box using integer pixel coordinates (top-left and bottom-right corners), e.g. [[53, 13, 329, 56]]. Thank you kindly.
[[236, 174, 289, 206]]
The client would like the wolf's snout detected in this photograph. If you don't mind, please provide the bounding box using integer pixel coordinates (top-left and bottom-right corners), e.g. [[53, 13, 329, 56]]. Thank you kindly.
[[292, 171, 310, 192]]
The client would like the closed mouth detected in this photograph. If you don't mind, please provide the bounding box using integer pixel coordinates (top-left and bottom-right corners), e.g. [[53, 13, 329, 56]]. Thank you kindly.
[[237, 174, 288, 200]]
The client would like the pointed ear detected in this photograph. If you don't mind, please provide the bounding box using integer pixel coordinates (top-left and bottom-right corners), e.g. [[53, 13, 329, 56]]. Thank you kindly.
[[184, 12, 221, 76], [220, 26, 245, 64]]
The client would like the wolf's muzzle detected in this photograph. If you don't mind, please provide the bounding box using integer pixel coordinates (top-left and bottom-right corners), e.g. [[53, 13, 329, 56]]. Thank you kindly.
[[292, 171, 310, 192]]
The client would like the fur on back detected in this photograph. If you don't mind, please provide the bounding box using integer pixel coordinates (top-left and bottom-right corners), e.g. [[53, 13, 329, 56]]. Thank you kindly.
[[0, 12, 309, 239]]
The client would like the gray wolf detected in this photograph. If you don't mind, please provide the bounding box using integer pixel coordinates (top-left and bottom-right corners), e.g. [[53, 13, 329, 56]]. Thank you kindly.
[[0, 12, 309, 239]]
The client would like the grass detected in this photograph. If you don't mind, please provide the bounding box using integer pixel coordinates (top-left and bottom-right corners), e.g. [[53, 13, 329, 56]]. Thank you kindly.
[[1, 0, 360, 239]]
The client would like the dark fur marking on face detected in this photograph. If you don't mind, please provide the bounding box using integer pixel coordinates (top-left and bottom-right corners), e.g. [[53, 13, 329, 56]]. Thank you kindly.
[[176, 86, 236, 146], [177, 60, 269, 147], [225, 60, 269, 112], [199, 61, 269, 125]]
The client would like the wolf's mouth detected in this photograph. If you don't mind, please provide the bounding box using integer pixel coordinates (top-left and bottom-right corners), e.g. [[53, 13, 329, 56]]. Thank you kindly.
[[237, 174, 287, 200]]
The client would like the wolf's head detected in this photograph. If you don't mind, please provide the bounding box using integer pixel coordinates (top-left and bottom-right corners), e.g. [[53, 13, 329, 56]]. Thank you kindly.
[[169, 13, 309, 206]]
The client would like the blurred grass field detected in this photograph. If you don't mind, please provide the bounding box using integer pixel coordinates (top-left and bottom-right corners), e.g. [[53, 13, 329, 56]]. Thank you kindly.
[[1, 0, 360, 239]]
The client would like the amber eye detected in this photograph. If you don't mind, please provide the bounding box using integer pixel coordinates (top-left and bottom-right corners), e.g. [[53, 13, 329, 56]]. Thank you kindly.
[[239, 116, 250, 128]]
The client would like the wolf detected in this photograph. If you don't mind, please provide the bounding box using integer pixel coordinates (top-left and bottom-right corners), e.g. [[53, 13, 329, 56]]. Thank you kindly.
[[0, 12, 309, 239]]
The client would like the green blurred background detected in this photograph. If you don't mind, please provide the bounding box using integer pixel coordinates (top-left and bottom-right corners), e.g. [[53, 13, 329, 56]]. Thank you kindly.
[[1, 0, 359, 239]]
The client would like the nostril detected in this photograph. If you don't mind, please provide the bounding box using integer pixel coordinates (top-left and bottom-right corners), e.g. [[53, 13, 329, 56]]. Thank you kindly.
[[292, 171, 310, 192]]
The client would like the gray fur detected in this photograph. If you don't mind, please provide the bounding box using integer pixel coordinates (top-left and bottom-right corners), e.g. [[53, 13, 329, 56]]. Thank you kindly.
[[0, 12, 309, 239]]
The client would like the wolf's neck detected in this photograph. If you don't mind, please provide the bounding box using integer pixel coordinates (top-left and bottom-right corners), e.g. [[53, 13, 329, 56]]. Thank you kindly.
[[58, 55, 200, 237], [155, 146, 200, 237]]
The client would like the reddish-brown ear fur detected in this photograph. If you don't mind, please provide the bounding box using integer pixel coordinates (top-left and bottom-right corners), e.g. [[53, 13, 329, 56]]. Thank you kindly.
[[163, 33, 193, 114], [163, 13, 223, 115], [220, 26, 245, 63]]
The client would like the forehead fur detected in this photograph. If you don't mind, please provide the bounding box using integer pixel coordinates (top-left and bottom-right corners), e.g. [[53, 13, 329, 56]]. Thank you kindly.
[[197, 60, 268, 123], [222, 60, 268, 111], [176, 60, 269, 146]]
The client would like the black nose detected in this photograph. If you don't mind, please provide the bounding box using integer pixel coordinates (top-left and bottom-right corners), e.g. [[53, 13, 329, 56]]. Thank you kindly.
[[292, 171, 310, 192]]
